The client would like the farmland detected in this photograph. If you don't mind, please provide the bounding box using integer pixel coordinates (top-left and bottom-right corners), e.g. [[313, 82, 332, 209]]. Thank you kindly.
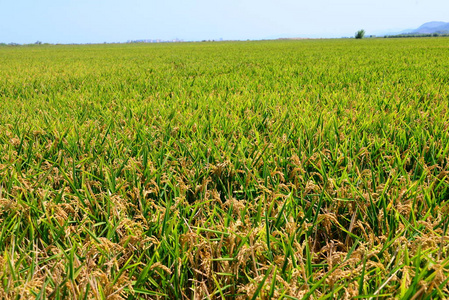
[[0, 38, 449, 299]]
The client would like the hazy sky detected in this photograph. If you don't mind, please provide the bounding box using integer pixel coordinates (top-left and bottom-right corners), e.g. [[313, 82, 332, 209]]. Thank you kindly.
[[1, 0, 448, 44]]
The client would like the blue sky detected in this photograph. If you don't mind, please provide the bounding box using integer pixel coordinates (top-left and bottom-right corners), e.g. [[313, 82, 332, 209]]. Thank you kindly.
[[1, 0, 448, 44]]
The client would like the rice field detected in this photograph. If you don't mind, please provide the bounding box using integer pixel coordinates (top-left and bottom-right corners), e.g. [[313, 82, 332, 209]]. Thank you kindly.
[[0, 38, 449, 299]]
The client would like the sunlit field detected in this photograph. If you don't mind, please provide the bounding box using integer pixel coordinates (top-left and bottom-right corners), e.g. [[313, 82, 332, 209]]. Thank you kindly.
[[1, 38, 449, 299]]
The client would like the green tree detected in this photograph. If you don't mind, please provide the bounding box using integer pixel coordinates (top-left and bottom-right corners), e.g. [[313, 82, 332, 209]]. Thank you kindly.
[[355, 29, 365, 39]]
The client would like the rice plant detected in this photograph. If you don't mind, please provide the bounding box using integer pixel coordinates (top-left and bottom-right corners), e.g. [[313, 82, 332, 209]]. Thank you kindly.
[[0, 38, 449, 299]]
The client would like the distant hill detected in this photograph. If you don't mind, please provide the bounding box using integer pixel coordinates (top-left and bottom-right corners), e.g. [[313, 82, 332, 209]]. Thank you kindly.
[[407, 21, 449, 34]]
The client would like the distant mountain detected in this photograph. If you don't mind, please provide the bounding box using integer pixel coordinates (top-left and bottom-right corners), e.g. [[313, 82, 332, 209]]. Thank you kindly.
[[407, 21, 449, 34]]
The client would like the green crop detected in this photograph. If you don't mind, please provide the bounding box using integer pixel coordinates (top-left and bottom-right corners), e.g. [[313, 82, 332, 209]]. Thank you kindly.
[[0, 38, 449, 299]]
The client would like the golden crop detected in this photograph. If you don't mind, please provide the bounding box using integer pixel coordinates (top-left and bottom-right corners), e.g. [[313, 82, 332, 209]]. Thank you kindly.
[[0, 38, 449, 299]]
